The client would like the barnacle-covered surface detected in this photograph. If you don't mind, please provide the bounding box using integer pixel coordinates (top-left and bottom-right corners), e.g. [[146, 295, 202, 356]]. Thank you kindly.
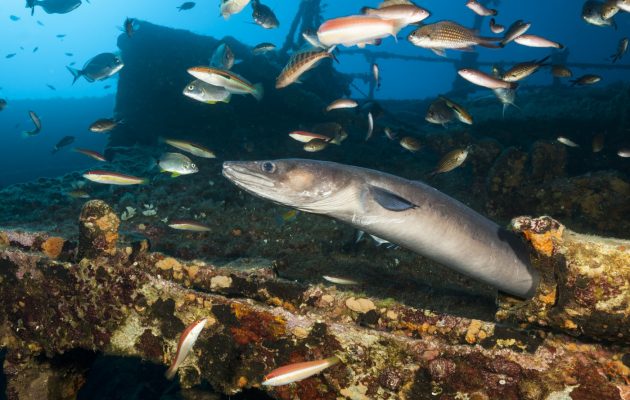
[[0, 201, 628, 399]]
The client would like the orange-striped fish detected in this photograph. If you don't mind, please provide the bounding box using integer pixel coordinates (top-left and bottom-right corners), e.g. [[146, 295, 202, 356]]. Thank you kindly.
[[168, 220, 211, 232], [514, 34, 563, 49], [165, 318, 208, 379], [289, 131, 332, 143], [317, 15, 403, 48], [262, 356, 340, 386], [74, 148, 106, 162], [276, 47, 336, 88], [325, 98, 358, 112], [83, 170, 146, 185]]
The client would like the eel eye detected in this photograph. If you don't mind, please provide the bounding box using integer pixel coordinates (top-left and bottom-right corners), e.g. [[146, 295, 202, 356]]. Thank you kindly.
[[187, 85, 194, 91], [261, 161, 276, 173]]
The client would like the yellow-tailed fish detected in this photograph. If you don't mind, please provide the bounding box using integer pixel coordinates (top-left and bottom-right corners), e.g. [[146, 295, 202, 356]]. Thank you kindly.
[[187, 66, 263, 101], [439, 96, 473, 125], [83, 170, 146, 185], [430, 148, 469, 176], [262, 356, 341, 386], [303, 139, 328, 152], [165, 318, 208, 379], [276, 47, 336, 89], [158, 152, 198, 177], [168, 220, 211, 232], [74, 148, 107, 161], [164, 139, 216, 158]]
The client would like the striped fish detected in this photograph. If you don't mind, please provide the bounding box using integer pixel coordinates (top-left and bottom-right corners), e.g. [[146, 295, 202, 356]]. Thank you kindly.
[[83, 171, 146, 185], [165, 318, 208, 379], [262, 356, 340, 386], [502, 56, 549, 82], [275, 47, 335, 88], [408, 21, 500, 56], [430, 148, 469, 176]]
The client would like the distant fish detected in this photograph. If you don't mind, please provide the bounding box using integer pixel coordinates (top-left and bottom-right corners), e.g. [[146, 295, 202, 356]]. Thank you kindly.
[[372, 63, 380, 90], [493, 87, 519, 117], [253, 42, 276, 54], [400, 136, 421, 152], [124, 17, 136, 38], [46, 84, 56, 90], [361, 1, 431, 26], [551, 64, 572, 78], [426, 97, 455, 126], [33, 47, 39, 53], [220, 0, 251, 19], [188, 66, 263, 101], [557, 136, 579, 147], [582, 0, 616, 27], [0, 99, 7, 111], [164, 139, 216, 158], [466, 0, 497, 16], [618, 148, 630, 157], [5, 53, 17, 59], [502, 56, 550, 82], [89, 118, 122, 133], [323, 275, 359, 285], [158, 152, 198, 177], [501, 19, 531, 46], [592, 133, 605, 153], [37, 20, 44, 26], [276, 47, 335, 89], [27, 0, 83, 15], [514, 34, 563, 49], [165, 318, 208, 380], [168, 220, 211, 232], [408, 21, 501, 56], [67, 189, 90, 199], [183, 79, 231, 104], [210, 43, 235, 70], [83, 171, 146, 185], [51, 135, 75, 154], [289, 131, 332, 143], [430, 148, 469, 176], [439, 95, 473, 125], [67, 53, 124, 84], [489, 18, 504, 34], [303, 139, 329, 152], [103, 84, 111, 89], [326, 98, 358, 112], [177, 2, 196, 11], [56, 34, 67, 39], [23, 110, 42, 137], [262, 356, 340, 386], [365, 112, 373, 141], [570, 74, 601, 86], [610, 37, 628, 63], [10, 15, 20, 21], [74, 148, 107, 161], [458, 68, 516, 89], [252, 0, 279, 29], [65, 52, 73, 56], [317, 15, 404, 48], [384, 127, 396, 140]]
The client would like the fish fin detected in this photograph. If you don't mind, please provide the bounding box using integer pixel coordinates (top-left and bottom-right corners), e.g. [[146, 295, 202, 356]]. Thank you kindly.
[[204, 100, 218, 104], [369, 186, 418, 211], [430, 48, 446, 57], [66, 66, 82, 84], [457, 46, 475, 52], [170, 172, 181, 178], [164, 365, 177, 380], [251, 83, 264, 101], [478, 39, 502, 49]]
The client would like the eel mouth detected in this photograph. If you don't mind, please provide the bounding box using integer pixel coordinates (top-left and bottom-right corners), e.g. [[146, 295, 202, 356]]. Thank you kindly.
[[222, 161, 276, 197]]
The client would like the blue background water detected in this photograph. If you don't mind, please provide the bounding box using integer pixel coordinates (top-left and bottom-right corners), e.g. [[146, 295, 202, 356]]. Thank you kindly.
[[0, 0, 629, 185]]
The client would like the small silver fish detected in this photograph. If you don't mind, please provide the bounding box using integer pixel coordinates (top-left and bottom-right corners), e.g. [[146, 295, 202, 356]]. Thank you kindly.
[[183, 80, 231, 104], [158, 153, 199, 177], [557, 136, 579, 147], [611, 37, 628, 63], [365, 112, 374, 141]]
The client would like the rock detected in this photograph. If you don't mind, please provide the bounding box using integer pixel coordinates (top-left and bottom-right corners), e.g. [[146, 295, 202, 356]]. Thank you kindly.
[[78, 200, 120, 259]]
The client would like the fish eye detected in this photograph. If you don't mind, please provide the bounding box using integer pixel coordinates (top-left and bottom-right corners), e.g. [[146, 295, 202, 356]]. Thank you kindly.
[[191, 163, 196, 169], [187, 85, 194, 90], [261, 161, 276, 173]]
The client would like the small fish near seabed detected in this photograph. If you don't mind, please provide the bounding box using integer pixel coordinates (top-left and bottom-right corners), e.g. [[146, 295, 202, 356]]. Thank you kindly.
[[83, 171, 146, 185], [74, 148, 107, 162], [253, 42, 276, 54], [322, 275, 359, 285], [276, 47, 336, 89], [67, 53, 124, 84], [408, 21, 501, 56], [187, 67, 264, 101], [51, 135, 75, 154], [570, 74, 601, 86], [439, 95, 473, 125], [317, 15, 404, 48], [426, 97, 455, 126], [177, 2, 195, 11], [183, 80, 232, 104], [165, 318, 208, 380], [89, 118, 122, 133], [23, 110, 42, 137], [429, 147, 470, 176], [465, 0, 497, 16], [617, 148, 630, 158], [551, 64, 573, 78], [303, 139, 329, 152], [610, 37, 628, 63], [262, 356, 341, 386], [164, 139, 216, 159], [251, 0, 279, 29], [210, 43, 235, 70], [400, 136, 421, 152], [221, 0, 251, 19], [168, 220, 211, 232], [557, 136, 579, 147], [326, 98, 358, 112], [158, 153, 198, 177]]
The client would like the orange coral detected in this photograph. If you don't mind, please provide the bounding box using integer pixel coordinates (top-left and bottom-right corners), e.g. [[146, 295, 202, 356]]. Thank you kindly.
[[41, 236, 65, 259], [522, 226, 564, 257]]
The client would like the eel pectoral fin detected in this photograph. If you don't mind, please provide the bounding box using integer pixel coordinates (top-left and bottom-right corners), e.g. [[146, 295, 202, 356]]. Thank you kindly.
[[369, 186, 418, 211]]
